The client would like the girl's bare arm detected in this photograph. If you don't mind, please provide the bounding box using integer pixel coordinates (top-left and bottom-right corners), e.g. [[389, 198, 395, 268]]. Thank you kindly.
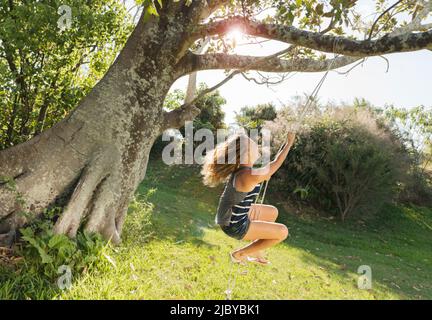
[[236, 133, 296, 191]]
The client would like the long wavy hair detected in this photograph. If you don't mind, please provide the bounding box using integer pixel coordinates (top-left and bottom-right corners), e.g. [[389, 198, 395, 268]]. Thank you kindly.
[[201, 133, 250, 187]]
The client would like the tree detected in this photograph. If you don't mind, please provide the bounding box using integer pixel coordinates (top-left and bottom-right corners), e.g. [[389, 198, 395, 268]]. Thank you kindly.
[[0, 0, 132, 149], [1, 0, 432, 245], [235, 103, 277, 131], [192, 84, 226, 132], [165, 83, 226, 132], [382, 105, 432, 167], [381, 104, 432, 205], [150, 83, 226, 157]]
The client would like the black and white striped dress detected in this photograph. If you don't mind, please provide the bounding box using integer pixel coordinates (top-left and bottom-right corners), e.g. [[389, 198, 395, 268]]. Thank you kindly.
[[229, 183, 261, 225], [219, 180, 261, 240]]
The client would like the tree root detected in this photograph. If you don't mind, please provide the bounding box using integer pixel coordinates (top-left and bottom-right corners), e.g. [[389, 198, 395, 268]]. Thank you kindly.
[[0, 230, 16, 248], [53, 147, 123, 243], [84, 175, 122, 244]]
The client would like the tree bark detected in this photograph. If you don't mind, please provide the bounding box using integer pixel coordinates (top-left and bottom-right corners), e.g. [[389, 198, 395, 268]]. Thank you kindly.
[[0, 6, 191, 245]]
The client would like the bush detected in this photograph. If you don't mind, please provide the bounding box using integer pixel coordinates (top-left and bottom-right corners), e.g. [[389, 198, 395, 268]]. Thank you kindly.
[[0, 207, 112, 299], [0, 192, 155, 299], [266, 106, 408, 220], [381, 105, 432, 207], [398, 168, 432, 206], [17, 207, 109, 277]]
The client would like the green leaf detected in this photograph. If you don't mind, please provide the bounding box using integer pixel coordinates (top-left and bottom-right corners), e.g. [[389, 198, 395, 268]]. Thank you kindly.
[[48, 234, 70, 249]]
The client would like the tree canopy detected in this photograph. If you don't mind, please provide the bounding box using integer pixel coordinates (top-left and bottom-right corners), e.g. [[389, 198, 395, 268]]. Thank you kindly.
[[155, 0, 432, 129], [0, 0, 133, 149], [235, 103, 277, 130]]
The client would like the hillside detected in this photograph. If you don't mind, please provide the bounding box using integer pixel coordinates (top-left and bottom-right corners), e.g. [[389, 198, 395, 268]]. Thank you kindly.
[[1, 160, 431, 299]]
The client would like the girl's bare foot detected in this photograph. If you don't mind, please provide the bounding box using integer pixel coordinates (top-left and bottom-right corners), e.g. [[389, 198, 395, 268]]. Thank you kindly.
[[232, 250, 270, 265], [247, 256, 270, 265], [247, 252, 270, 265], [231, 250, 247, 263]]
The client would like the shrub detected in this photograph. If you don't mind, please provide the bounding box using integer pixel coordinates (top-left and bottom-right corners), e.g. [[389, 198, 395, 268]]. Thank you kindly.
[[17, 207, 109, 278], [266, 106, 408, 220], [0, 191, 155, 299], [0, 207, 112, 299], [381, 105, 432, 206], [397, 168, 432, 206]]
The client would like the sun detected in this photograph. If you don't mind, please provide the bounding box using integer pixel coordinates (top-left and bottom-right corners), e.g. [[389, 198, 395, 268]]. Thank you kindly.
[[226, 28, 244, 44]]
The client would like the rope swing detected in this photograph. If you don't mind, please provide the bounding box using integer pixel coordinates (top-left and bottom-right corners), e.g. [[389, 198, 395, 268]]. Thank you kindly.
[[224, 40, 341, 300], [257, 51, 340, 207]]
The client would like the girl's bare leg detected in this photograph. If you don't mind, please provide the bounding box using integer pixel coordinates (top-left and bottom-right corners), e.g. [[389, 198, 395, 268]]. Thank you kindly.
[[247, 205, 279, 262], [248, 204, 278, 222], [232, 221, 288, 261]]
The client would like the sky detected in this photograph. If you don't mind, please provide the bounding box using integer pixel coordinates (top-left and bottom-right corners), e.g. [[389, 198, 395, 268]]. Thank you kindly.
[[126, 0, 432, 124], [168, 0, 432, 124], [171, 50, 432, 124]]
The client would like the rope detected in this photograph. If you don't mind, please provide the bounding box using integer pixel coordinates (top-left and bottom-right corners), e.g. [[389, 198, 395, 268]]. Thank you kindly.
[[225, 256, 238, 300], [257, 141, 286, 204], [258, 41, 341, 204]]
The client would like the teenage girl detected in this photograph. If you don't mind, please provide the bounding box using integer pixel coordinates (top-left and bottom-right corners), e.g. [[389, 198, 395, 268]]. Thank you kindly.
[[201, 132, 296, 264]]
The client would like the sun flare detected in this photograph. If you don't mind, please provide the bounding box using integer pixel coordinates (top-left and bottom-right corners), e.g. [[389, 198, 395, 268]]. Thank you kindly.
[[226, 28, 244, 44]]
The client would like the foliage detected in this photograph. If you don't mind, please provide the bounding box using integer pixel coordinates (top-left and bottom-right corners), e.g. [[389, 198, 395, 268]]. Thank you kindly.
[[0, 0, 133, 149], [0, 207, 111, 299], [204, 0, 420, 60], [381, 105, 432, 206], [0, 190, 156, 300], [266, 105, 408, 220], [151, 83, 226, 158], [19, 209, 106, 273], [165, 83, 226, 132], [382, 105, 432, 160], [235, 103, 277, 131], [122, 190, 155, 245]]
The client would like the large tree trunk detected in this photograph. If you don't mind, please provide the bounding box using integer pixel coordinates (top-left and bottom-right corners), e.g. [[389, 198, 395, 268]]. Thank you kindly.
[[0, 5, 194, 245]]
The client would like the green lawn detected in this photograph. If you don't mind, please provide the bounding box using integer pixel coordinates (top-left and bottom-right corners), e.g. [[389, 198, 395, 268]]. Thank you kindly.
[[1, 160, 431, 299]]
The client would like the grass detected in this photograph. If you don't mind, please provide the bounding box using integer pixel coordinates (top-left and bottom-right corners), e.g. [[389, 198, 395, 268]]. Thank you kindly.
[[1, 160, 431, 299]]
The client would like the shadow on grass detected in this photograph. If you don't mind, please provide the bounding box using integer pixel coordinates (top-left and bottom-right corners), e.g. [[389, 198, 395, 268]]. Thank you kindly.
[[137, 161, 222, 250], [275, 202, 432, 299], [81, 160, 432, 299], [140, 161, 432, 299]]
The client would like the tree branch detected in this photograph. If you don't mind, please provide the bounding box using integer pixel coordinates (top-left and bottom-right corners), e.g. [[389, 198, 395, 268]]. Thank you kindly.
[[162, 103, 201, 131], [192, 16, 432, 57], [368, 0, 403, 40], [390, 0, 432, 36], [178, 51, 360, 75]]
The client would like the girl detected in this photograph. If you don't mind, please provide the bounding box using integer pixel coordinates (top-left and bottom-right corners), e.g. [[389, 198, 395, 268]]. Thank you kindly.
[[201, 132, 296, 264]]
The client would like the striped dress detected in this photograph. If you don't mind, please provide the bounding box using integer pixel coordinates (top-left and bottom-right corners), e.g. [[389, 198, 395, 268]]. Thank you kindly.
[[216, 166, 262, 240], [219, 181, 261, 240], [229, 183, 261, 225]]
